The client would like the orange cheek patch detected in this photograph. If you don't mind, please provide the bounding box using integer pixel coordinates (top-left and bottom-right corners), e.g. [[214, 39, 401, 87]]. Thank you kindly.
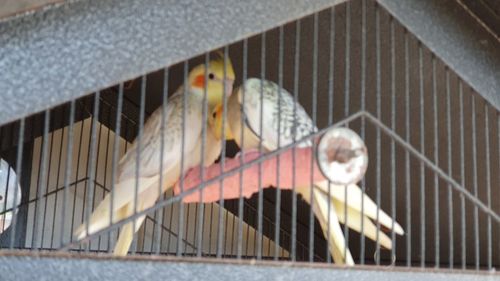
[[192, 74, 205, 88]]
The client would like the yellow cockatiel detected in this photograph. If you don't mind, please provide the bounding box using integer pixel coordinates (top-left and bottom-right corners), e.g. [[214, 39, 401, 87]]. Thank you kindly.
[[75, 54, 235, 256]]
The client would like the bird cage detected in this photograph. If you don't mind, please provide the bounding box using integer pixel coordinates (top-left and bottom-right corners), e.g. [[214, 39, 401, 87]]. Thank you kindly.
[[0, 0, 499, 279]]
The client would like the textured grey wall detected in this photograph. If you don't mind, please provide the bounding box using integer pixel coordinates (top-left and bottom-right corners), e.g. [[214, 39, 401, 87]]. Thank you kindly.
[[0, 254, 497, 281], [0, 0, 344, 126]]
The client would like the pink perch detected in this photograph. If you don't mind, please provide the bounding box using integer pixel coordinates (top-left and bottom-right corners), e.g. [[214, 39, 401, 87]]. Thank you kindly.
[[174, 147, 326, 203]]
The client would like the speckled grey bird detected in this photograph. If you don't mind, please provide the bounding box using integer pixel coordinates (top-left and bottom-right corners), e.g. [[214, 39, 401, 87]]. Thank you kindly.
[[212, 78, 403, 265]]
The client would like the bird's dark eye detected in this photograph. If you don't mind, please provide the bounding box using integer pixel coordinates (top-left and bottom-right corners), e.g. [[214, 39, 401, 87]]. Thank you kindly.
[[212, 111, 217, 118], [208, 73, 215, 80]]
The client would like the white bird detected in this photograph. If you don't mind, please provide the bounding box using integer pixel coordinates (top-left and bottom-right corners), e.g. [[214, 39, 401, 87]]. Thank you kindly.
[[212, 78, 404, 265]]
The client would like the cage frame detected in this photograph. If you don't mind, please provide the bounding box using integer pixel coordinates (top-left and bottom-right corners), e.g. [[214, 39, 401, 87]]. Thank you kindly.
[[0, 0, 499, 279], [0, 251, 496, 281]]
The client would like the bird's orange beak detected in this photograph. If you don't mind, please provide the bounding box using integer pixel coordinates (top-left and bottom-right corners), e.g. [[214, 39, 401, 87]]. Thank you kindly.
[[212, 104, 234, 141]]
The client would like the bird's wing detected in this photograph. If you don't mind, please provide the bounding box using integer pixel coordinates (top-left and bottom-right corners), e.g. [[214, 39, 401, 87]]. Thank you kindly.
[[74, 89, 204, 240], [118, 91, 202, 180], [240, 78, 316, 151]]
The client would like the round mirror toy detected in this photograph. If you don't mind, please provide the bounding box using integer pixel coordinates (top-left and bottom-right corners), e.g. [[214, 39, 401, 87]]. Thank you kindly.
[[317, 127, 368, 185], [0, 158, 22, 235]]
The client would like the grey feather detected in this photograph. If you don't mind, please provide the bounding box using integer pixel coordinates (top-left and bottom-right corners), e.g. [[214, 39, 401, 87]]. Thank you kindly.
[[240, 78, 317, 150]]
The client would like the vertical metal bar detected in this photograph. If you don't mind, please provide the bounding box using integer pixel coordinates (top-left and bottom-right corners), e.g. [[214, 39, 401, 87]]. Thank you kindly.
[[50, 111, 66, 248], [375, 2, 381, 266], [236, 38, 248, 259], [92, 123, 104, 250], [159, 208, 167, 254], [70, 107, 86, 246], [359, 0, 366, 265], [404, 30, 412, 268], [101, 108, 112, 252], [273, 25, 284, 260], [79, 108, 93, 251], [196, 55, 209, 257], [40, 115, 55, 247], [344, 3, 350, 119], [131, 76, 147, 255], [207, 199, 213, 255], [0, 129, 6, 234], [230, 214, 236, 256], [0, 133, 8, 235], [156, 69, 169, 255], [245, 212, 250, 256], [256, 32, 266, 260], [191, 201, 199, 254], [418, 44, 426, 268], [327, 5, 336, 264], [343, 2, 351, 262], [2, 171, 9, 235], [177, 62, 188, 257], [390, 16, 397, 265], [445, 69, 454, 269], [432, 57, 439, 268], [8, 118, 25, 249], [470, 94, 480, 270], [291, 20, 301, 262], [328, 7, 335, 127], [459, 81, 466, 270], [216, 46, 229, 258], [0, 128, 4, 225], [108, 83, 124, 253], [33, 110, 51, 250], [166, 91, 176, 254], [165, 211, 176, 253], [184, 197, 191, 254], [497, 113, 500, 270], [309, 11, 319, 263], [85, 92, 100, 253], [224, 210, 230, 257], [484, 105, 492, 270]]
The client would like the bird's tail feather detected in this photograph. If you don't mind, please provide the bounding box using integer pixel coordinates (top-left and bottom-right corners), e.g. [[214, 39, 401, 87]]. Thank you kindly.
[[314, 181, 404, 235], [74, 176, 160, 241], [297, 185, 355, 265], [112, 184, 163, 256], [332, 199, 393, 250], [113, 210, 147, 256]]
